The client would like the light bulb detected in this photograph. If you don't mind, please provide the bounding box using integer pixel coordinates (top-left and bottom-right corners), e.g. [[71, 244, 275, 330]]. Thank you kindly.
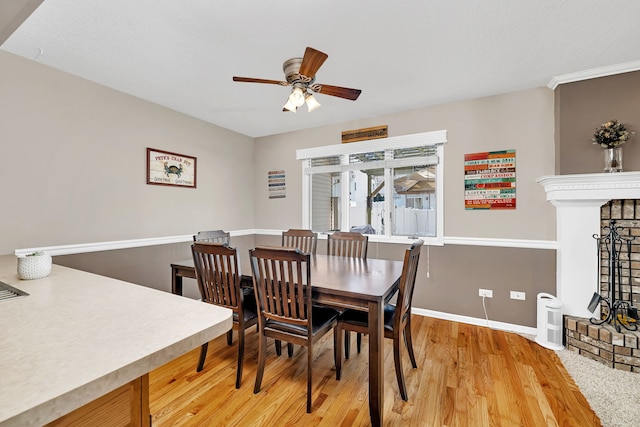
[[305, 94, 321, 112], [289, 87, 305, 107]]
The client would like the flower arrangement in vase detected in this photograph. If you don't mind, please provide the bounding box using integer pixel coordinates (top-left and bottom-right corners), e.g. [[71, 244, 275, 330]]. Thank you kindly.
[[592, 119, 635, 172]]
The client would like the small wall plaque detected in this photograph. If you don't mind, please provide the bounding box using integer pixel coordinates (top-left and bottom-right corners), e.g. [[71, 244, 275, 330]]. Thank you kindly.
[[268, 170, 286, 199], [341, 125, 388, 143]]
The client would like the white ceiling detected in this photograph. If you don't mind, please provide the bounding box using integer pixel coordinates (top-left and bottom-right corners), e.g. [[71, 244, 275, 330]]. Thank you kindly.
[[3, 0, 640, 138]]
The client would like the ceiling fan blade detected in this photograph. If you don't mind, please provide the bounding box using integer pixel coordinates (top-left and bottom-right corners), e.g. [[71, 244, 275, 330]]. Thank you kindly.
[[312, 84, 362, 101], [298, 47, 328, 78], [233, 76, 289, 86]]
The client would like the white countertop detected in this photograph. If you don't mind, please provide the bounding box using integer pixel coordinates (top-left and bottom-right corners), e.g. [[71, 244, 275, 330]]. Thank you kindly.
[[0, 255, 232, 426]]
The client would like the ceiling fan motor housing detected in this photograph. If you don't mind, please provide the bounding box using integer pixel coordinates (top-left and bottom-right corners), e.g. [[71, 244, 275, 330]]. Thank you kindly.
[[283, 58, 314, 85]]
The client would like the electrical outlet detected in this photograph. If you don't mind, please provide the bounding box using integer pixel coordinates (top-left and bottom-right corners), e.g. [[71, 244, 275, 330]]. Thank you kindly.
[[479, 288, 493, 298], [510, 291, 526, 300]]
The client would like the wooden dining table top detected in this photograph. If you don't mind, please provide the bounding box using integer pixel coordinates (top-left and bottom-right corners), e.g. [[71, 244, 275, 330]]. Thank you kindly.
[[171, 254, 403, 306]]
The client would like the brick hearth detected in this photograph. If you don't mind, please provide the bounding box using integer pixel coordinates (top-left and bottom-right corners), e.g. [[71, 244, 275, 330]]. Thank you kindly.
[[564, 315, 640, 373]]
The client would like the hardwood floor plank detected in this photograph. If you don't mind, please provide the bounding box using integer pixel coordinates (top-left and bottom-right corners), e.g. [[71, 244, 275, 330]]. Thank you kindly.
[[149, 316, 601, 426]]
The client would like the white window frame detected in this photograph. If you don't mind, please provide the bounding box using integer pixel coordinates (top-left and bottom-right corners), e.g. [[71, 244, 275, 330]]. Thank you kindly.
[[297, 130, 447, 245]]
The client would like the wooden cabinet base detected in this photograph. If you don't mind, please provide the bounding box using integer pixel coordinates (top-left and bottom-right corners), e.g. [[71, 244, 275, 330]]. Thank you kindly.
[[45, 374, 150, 427]]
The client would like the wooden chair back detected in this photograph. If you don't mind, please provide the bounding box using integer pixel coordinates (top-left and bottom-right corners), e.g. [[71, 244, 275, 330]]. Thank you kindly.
[[193, 230, 230, 245], [394, 240, 424, 330], [282, 229, 318, 255], [327, 231, 368, 259], [250, 246, 311, 335], [191, 242, 242, 312]]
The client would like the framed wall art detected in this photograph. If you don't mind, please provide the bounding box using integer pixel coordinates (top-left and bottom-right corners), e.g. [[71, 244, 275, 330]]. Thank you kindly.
[[146, 148, 197, 188], [464, 149, 516, 209], [268, 170, 286, 199]]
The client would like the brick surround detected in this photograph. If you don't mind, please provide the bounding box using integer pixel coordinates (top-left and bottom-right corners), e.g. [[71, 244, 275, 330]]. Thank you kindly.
[[599, 199, 640, 309], [561, 199, 640, 373], [564, 315, 640, 372]]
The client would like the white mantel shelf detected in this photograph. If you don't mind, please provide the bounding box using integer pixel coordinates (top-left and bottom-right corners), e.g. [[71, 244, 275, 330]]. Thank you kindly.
[[537, 172, 640, 201], [537, 172, 640, 317]]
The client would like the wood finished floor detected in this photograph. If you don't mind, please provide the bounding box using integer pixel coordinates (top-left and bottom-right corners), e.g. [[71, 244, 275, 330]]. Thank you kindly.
[[149, 316, 601, 426]]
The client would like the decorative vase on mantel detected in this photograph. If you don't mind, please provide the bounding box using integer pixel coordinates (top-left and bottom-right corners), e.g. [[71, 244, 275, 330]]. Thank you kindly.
[[604, 146, 623, 173], [592, 119, 634, 173]]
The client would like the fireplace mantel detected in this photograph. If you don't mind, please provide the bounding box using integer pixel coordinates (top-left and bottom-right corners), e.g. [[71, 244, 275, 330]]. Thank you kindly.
[[537, 172, 640, 317]]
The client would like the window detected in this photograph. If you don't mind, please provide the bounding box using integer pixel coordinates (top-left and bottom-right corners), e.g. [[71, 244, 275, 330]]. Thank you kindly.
[[297, 130, 446, 244]]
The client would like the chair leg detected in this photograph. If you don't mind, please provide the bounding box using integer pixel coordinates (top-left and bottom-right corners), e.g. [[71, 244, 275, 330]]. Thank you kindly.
[[356, 332, 362, 353], [226, 329, 233, 346], [196, 342, 208, 372], [254, 331, 267, 394], [235, 329, 245, 389], [404, 322, 417, 369], [307, 342, 313, 413], [393, 336, 409, 401], [335, 325, 343, 380], [287, 342, 294, 358], [275, 339, 282, 356], [344, 330, 351, 359]]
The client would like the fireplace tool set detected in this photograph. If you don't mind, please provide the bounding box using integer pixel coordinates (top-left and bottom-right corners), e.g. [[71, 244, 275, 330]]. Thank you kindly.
[[588, 219, 638, 333]]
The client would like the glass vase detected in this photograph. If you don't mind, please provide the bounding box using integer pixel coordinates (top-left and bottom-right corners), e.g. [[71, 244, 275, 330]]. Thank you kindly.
[[604, 147, 623, 173]]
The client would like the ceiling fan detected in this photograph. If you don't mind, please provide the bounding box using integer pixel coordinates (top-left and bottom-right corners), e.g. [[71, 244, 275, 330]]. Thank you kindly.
[[233, 47, 362, 113]]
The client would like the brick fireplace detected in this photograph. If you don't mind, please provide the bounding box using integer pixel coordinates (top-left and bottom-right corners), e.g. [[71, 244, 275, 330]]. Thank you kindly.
[[598, 199, 640, 317], [538, 173, 640, 372], [537, 172, 640, 316]]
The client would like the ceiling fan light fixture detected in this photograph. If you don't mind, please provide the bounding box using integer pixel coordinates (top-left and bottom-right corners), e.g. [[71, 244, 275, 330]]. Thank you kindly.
[[283, 98, 297, 112], [305, 93, 321, 112], [289, 87, 306, 107]]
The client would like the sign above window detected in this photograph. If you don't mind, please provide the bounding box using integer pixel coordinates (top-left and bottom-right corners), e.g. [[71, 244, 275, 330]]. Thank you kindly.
[[341, 125, 388, 143]]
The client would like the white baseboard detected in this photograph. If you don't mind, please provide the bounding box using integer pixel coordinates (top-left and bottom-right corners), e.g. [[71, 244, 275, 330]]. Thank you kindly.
[[412, 307, 537, 336]]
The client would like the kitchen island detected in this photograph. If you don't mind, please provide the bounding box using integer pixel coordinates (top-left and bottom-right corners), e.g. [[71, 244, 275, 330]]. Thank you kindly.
[[0, 255, 231, 426]]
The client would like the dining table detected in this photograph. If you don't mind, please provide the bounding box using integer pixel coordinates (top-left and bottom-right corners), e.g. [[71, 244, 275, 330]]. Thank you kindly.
[[170, 253, 404, 427]]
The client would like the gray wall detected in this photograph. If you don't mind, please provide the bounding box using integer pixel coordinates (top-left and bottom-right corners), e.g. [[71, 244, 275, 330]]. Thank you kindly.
[[0, 51, 255, 254], [10, 47, 635, 328], [1, 48, 559, 327], [253, 88, 557, 327], [254, 88, 557, 240], [557, 70, 640, 174]]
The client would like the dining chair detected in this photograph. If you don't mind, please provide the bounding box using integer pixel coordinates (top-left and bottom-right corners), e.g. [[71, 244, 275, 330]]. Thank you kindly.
[[282, 228, 318, 255], [280, 228, 318, 357], [327, 231, 368, 259], [335, 239, 424, 401], [327, 230, 369, 357], [249, 246, 340, 413], [193, 229, 231, 244], [191, 242, 257, 388], [193, 229, 268, 348]]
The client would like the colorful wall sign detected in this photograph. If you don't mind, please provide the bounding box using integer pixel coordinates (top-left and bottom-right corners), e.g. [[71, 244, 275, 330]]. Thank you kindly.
[[464, 150, 516, 210]]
